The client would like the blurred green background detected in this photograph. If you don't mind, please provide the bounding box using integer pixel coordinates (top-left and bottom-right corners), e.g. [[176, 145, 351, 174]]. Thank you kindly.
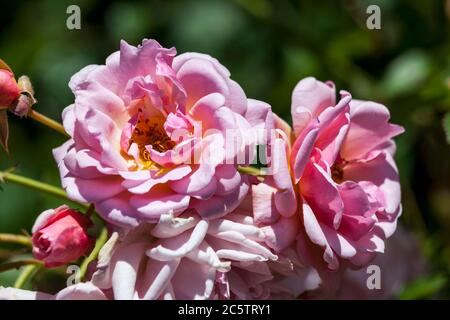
[[0, 0, 449, 298]]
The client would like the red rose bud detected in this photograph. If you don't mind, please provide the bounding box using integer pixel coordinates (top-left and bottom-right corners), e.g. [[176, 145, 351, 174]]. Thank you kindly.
[[0, 69, 20, 108], [32, 205, 94, 268]]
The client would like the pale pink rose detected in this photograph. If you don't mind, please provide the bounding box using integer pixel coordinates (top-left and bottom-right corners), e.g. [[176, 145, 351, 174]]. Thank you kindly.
[[53, 39, 269, 228], [290, 77, 404, 270], [88, 196, 280, 300], [32, 205, 94, 268], [0, 69, 20, 108]]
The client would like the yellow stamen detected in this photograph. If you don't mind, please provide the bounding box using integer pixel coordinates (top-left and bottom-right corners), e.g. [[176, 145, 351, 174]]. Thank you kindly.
[[124, 116, 176, 170]]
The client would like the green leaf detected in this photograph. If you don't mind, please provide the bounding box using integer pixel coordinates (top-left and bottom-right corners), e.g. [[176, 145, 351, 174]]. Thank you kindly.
[[170, 0, 245, 52], [398, 275, 447, 300], [382, 50, 431, 98]]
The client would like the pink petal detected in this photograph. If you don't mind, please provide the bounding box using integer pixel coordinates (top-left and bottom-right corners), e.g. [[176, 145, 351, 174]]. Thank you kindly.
[[56, 282, 107, 300], [214, 165, 241, 195], [175, 57, 229, 108], [314, 104, 350, 165], [191, 179, 249, 219], [95, 193, 141, 227], [302, 203, 339, 270], [170, 258, 216, 299], [111, 242, 147, 300], [271, 137, 297, 217], [300, 161, 344, 229], [123, 165, 192, 194], [169, 164, 217, 199], [262, 215, 298, 252], [131, 187, 191, 221], [0, 288, 52, 300], [140, 259, 180, 300], [344, 151, 401, 215], [338, 214, 376, 242], [341, 100, 405, 160], [252, 183, 280, 226], [147, 220, 209, 261], [291, 123, 320, 183], [291, 77, 336, 136]]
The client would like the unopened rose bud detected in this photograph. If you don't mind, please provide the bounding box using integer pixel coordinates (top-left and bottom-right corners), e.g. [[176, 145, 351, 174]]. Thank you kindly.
[[0, 70, 20, 108], [8, 76, 36, 117], [32, 206, 94, 268]]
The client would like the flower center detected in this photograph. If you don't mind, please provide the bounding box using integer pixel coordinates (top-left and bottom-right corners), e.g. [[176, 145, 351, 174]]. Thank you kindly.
[[331, 164, 344, 184], [127, 116, 176, 165], [132, 118, 176, 152], [38, 234, 51, 253]]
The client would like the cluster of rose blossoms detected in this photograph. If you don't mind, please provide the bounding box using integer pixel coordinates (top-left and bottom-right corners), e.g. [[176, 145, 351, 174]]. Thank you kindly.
[[0, 39, 404, 300]]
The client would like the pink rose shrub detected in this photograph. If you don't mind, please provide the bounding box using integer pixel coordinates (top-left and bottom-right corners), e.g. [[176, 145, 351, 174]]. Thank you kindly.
[[0, 39, 408, 300], [32, 205, 94, 267], [290, 77, 404, 270], [53, 39, 268, 228]]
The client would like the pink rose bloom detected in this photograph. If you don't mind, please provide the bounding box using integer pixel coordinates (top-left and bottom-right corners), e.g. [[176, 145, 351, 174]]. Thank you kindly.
[[0, 69, 20, 108], [290, 77, 404, 270], [32, 205, 94, 268], [53, 39, 268, 228], [89, 196, 280, 300]]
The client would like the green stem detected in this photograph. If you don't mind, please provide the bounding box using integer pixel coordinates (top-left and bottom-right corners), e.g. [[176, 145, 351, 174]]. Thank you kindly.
[[85, 204, 95, 218], [237, 165, 266, 176], [0, 233, 31, 246], [28, 110, 69, 137], [0, 259, 42, 273], [79, 228, 108, 281], [13, 264, 42, 288], [0, 171, 86, 208]]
